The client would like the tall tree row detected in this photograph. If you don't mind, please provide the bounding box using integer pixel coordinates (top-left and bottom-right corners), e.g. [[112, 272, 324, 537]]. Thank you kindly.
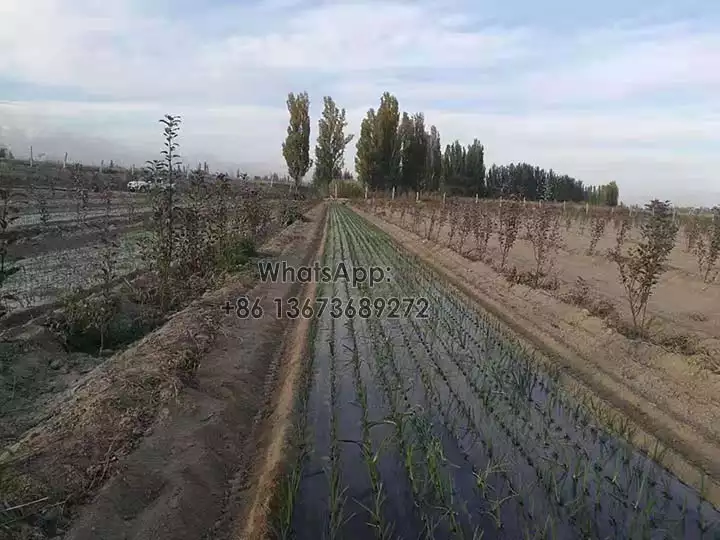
[[356, 93, 442, 194], [485, 164, 619, 204], [282, 90, 619, 203], [355, 93, 403, 190], [441, 139, 485, 196], [591, 181, 620, 206]]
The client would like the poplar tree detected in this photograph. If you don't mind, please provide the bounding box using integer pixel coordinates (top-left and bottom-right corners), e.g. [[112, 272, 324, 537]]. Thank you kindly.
[[355, 108, 378, 188], [425, 125, 442, 192], [313, 96, 353, 189], [399, 112, 427, 192], [282, 92, 312, 187], [375, 92, 401, 189]]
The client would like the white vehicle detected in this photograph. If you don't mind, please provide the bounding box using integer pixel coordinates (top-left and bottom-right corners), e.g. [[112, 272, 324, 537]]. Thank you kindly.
[[127, 180, 151, 192], [127, 180, 176, 192]]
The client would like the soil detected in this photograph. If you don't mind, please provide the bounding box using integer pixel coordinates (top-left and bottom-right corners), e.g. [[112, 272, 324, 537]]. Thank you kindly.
[[231, 214, 327, 540], [0, 203, 327, 540], [8, 217, 149, 260], [355, 205, 720, 509], [428, 206, 720, 365]]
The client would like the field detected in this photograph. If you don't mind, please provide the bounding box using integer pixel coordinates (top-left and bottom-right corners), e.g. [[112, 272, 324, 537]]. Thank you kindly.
[[268, 204, 720, 539], [1, 173, 298, 315], [2, 188, 152, 310], [1, 185, 719, 540], [368, 196, 720, 365]]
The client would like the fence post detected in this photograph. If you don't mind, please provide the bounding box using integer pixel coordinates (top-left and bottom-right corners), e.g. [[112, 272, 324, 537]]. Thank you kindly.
[[475, 194, 479, 203], [364, 185, 368, 200], [63, 152, 68, 169], [334, 183, 338, 199], [442, 192, 446, 205], [29, 145, 33, 167], [416, 191, 419, 202], [392, 186, 396, 200], [585, 202, 589, 214]]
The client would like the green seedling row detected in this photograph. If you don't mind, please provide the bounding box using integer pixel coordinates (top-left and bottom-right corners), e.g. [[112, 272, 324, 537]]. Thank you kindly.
[[269, 204, 720, 540]]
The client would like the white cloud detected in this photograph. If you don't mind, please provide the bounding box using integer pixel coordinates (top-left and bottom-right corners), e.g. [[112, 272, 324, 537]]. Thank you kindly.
[[0, 0, 719, 206], [522, 25, 720, 103]]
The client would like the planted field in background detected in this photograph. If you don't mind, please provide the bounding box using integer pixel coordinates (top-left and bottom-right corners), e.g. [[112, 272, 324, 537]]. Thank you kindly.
[[273, 204, 720, 540], [4, 229, 148, 308]]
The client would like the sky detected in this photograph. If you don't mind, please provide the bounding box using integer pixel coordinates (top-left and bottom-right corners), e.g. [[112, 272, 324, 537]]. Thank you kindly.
[[0, 0, 718, 205]]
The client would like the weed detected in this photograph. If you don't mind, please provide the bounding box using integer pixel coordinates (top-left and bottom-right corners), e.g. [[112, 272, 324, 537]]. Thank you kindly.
[[657, 333, 703, 356], [279, 200, 306, 226]]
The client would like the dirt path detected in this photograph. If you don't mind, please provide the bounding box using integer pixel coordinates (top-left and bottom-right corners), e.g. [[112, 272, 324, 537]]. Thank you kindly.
[[231, 213, 328, 540], [355, 205, 720, 509], [7, 204, 328, 540]]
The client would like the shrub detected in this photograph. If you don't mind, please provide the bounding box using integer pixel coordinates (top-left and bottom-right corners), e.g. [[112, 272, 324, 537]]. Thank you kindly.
[[611, 199, 678, 335], [693, 207, 720, 283], [497, 199, 521, 270], [527, 205, 562, 286], [587, 214, 607, 255]]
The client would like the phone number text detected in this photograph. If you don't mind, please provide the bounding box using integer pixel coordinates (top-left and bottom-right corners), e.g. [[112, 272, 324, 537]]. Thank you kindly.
[[229, 296, 430, 319]]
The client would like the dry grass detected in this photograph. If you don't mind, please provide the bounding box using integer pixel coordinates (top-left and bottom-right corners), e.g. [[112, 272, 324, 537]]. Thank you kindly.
[[0, 268, 265, 537]]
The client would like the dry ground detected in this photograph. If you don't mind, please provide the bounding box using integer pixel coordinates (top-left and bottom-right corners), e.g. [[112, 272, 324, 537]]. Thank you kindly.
[[387, 205, 720, 362], [358, 204, 720, 509], [0, 203, 327, 540]]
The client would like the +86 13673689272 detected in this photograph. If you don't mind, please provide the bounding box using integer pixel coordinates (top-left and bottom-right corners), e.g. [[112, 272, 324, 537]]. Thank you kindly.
[[222, 296, 431, 320]]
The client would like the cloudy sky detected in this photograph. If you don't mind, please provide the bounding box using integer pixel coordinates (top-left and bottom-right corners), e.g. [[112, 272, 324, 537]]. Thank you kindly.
[[0, 0, 718, 205]]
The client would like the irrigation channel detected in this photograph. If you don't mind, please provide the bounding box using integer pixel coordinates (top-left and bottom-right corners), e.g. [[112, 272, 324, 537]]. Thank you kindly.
[[270, 203, 720, 540]]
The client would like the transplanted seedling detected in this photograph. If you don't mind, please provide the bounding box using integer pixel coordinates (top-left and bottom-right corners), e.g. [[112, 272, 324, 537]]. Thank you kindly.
[[611, 199, 678, 336]]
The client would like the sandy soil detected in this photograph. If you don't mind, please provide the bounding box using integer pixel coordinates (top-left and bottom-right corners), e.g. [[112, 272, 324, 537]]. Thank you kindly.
[[409, 205, 720, 363], [356, 205, 720, 509], [0, 204, 327, 540], [230, 214, 328, 540]]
